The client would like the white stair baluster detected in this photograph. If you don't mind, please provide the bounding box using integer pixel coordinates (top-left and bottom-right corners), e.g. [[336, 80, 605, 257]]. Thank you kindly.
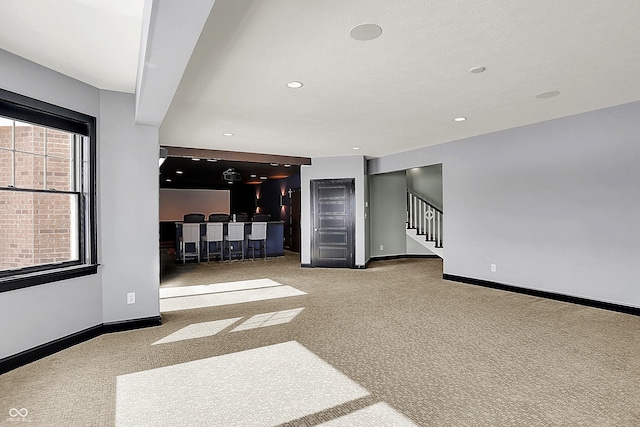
[[415, 198, 419, 233], [436, 211, 441, 247], [417, 196, 421, 232], [407, 191, 443, 249]]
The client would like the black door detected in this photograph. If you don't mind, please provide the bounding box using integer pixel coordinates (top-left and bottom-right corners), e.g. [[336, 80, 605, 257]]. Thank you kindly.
[[311, 179, 355, 268]]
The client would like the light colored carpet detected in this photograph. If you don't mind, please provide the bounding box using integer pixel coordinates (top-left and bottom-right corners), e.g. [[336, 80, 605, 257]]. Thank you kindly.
[[1, 251, 640, 426], [317, 402, 417, 426]]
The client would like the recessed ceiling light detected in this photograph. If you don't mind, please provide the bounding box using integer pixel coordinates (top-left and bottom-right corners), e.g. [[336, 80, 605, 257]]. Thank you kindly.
[[223, 133, 233, 136], [454, 117, 467, 122], [165, 178, 171, 182], [535, 90, 560, 99], [207, 159, 217, 162], [284, 164, 291, 167], [353, 147, 361, 150], [250, 174, 257, 178], [286, 81, 303, 89], [191, 158, 200, 161], [350, 23, 382, 41], [469, 66, 486, 74], [270, 163, 279, 166], [260, 176, 268, 180], [176, 170, 183, 174], [228, 181, 234, 185]]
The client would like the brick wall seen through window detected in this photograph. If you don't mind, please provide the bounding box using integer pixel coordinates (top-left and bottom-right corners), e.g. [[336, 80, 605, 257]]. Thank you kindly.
[[0, 119, 79, 271]]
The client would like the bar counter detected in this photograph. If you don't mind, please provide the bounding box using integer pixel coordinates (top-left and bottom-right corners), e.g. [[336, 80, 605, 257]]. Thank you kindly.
[[173, 221, 284, 261]]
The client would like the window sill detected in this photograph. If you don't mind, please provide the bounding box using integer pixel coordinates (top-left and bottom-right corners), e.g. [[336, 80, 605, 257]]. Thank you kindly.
[[0, 264, 99, 293]]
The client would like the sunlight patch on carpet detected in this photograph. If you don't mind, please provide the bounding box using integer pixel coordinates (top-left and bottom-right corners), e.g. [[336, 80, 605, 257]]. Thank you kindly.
[[115, 341, 369, 427], [317, 402, 418, 426], [152, 317, 243, 345], [159, 278, 284, 298], [231, 308, 304, 332], [159, 280, 306, 313]]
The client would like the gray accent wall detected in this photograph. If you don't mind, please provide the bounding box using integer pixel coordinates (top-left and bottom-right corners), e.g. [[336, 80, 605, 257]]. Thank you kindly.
[[406, 164, 443, 211], [369, 101, 640, 309], [369, 171, 435, 257], [0, 49, 161, 359], [369, 171, 407, 257], [406, 235, 435, 255], [364, 171, 370, 263]]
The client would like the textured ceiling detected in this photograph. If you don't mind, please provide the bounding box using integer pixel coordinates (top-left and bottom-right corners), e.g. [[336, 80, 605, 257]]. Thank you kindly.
[[161, 0, 640, 158], [2, 1, 640, 160], [0, 0, 144, 93]]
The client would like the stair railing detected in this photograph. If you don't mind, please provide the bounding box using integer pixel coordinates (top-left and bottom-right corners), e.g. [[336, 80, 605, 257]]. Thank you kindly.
[[407, 190, 443, 248]]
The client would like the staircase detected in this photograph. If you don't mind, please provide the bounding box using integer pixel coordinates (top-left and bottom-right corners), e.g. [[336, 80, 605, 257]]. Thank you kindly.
[[406, 191, 443, 258]]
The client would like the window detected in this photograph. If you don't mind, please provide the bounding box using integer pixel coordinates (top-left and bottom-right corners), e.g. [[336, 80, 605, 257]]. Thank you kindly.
[[0, 89, 96, 292]]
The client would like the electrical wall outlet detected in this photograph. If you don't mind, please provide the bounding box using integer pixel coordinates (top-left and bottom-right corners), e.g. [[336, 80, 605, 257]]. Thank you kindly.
[[490, 264, 497, 272], [380, 244, 384, 251], [127, 292, 136, 304]]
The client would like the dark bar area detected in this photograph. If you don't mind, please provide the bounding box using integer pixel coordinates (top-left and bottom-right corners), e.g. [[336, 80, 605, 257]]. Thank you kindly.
[[173, 220, 285, 262], [158, 154, 303, 262]]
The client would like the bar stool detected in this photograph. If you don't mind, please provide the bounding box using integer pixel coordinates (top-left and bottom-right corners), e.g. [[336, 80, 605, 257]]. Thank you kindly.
[[204, 222, 224, 262], [225, 222, 245, 261], [246, 222, 267, 260], [181, 223, 201, 264]]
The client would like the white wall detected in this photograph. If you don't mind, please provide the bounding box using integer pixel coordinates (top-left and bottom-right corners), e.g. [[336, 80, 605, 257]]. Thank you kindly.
[[0, 49, 103, 359], [369, 101, 640, 309], [99, 91, 160, 324], [0, 50, 162, 359], [300, 156, 367, 267]]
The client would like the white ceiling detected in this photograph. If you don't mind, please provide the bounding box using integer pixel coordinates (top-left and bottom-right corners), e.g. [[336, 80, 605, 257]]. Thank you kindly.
[[2, 1, 640, 159], [0, 0, 144, 93]]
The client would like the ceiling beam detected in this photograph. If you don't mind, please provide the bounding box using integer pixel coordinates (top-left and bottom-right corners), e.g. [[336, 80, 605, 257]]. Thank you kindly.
[[163, 146, 312, 165], [135, 0, 216, 127]]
